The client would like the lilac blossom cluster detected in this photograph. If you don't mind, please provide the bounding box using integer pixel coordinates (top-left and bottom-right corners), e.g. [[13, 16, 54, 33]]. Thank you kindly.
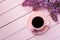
[[22, 0, 60, 22]]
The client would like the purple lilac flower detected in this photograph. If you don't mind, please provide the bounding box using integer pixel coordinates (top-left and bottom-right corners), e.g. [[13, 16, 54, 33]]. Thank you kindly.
[[22, 0, 60, 22]]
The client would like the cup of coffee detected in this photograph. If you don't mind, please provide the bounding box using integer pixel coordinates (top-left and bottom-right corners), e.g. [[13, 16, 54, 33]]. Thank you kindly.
[[27, 11, 50, 35]]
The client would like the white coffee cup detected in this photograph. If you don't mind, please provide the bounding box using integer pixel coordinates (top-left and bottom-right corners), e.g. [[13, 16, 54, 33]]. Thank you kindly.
[[27, 10, 50, 35]]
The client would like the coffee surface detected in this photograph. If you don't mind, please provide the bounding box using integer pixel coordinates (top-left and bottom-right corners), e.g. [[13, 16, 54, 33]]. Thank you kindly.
[[32, 16, 44, 28]]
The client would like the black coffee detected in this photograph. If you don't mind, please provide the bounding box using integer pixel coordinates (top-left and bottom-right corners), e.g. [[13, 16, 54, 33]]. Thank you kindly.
[[32, 16, 44, 28]]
